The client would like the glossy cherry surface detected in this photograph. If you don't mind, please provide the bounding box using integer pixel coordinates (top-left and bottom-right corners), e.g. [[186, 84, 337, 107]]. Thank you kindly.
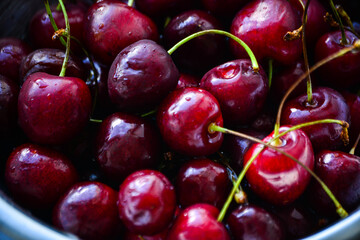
[[18, 72, 92, 145], [0, 38, 32, 81], [118, 170, 176, 235], [230, 0, 302, 65], [177, 73, 199, 89], [342, 91, 360, 147], [157, 87, 223, 156], [201, 0, 250, 16], [315, 30, 360, 89], [227, 204, 285, 240], [53, 181, 121, 240], [135, 0, 194, 17], [244, 126, 314, 205], [95, 112, 161, 183], [200, 59, 268, 125], [5, 143, 77, 209], [281, 87, 350, 152], [176, 158, 230, 209], [167, 203, 230, 240], [108, 39, 179, 112], [83, 0, 158, 65]]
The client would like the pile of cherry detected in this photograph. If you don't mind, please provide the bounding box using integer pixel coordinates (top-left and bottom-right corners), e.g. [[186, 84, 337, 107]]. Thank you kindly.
[[1, 0, 360, 239]]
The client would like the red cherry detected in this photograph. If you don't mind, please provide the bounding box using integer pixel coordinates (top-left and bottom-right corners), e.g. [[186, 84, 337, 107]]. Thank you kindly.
[[230, 0, 302, 65], [167, 203, 230, 240], [157, 87, 223, 156], [201, 0, 250, 16], [342, 91, 360, 147], [244, 126, 314, 205], [5, 143, 77, 209], [53, 181, 122, 240], [18, 72, 92, 145], [176, 73, 199, 89], [118, 170, 176, 235]]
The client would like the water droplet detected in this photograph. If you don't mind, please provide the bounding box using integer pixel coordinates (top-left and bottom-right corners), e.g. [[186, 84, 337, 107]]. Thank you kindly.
[[185, 97, 191, 101], [35, 79, 48, 89]]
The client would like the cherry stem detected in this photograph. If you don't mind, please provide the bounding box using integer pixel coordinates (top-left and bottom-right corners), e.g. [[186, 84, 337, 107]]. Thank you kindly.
[[90, 118, 102, 123], [56, 2, 61, 11], [44, 0, 67, 47], [140, 109, 157, 117], [350, 133, 360, 155], [209, 123, 349, 222], [55, 0, 70, 77], [329, 0, 348, 45], [275, 41, 360, 137], [302, 0, 313, 104], [128, 0, 134, 7], [336, 5, 355, 33], [138, 235, 145, 240], [268, 59, 273, 88], [167, 29, 259, 72]]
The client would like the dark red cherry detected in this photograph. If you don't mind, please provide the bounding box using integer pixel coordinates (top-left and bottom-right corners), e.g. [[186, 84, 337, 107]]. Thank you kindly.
[[201, 0, 250, 16], [19, 48, 85, 85], [200, 59, 268, 125], [281, 87, 350, 152], [118, 170, 176, 235], [124, 228, 168, 240], [157, 87, 223, 156], [53, 181, 122, 240], [244, 126, 314, 205], [0, 38, 32, 81], [95, 112, 161, 183], [164, 10, 226, 73], [227, 204, 285, 240], [230, 0, 302, 65], [108, 39, 179, 112], [0, 74, 19, 137], [176, 158, 231, 209], [83, 0, 158, 65], [342, 91, 360, 147], [29, 3, 86, 52], [250, 110, 276, 133], [18, 72, 92, 145], [177, 73, 199, 89], [135, 0, 194, 17], [307, 151, 360, 216], [5, 143, 77, 209], [315, 30, 360, 89], [167, 203, 230, 240]]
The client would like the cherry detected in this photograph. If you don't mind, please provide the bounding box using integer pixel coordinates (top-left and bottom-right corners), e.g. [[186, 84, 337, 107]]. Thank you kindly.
[[250, 110, 276, 133], [0, 38, 32, 81], [5, 143, 77, 209], [157, 87, 223, 156], [108, 39, 179, 112], [200, 59, 268, 125], [19, 48, 85, 85], [177, 73, 199, 89], [124, 229, 168, 240], [164, 10, 226, 73], [118, 170, 176, 235], [227, 204, 285, 240], [18, 72, 92, 145], [315, 30, 360, 89], [307, 150, 360, 216], [281, 87, 350, 152], [167, 203, 230, 240], [135, 0, 194, 17], [342, 91, 360, 147], [230, 0, 302, 65], [53, 181, 122, 240], [0, 74, 19, 137], [176, 158, 231, 209], [83, 0, 158, 65], [95, 112, 161, 183], [201, 0, 250, 16], [244, 126, 314, 205], [29, 3, 86, 52]]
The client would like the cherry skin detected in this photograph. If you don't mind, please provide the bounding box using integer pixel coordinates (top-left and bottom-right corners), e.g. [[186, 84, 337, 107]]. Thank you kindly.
[[135, 0, 194, 17], [342, 91, 360, 147], [5, 143, 77, 209], [95, 112, 161, 183], [176, 158, 231, 209], [167, 203, 230, 240], [244, 126, 315, 205], [19, 48, 85, 85], [118, 170, 176, 235], [201, 0, 250, 16], [315, 30, 360, 89], [124, 229, 168, 240], [176, 73, 199, 89], [108, 39, 179, 112], [83, 0, 158, 65], [281, 87, 350, 152], [164, 10, 226, 73], [230, 0, 302, 65], [157, 87, 223, 156], [0, 74, 19, 137], [200, 59, 268, 125], [53, 181, 122, 240], [18, 72, 92, 145], [227, 204, 285, 240], [29, 3, 86, 52], [307, 150, 360, 216], [0, 38, 32, 81]]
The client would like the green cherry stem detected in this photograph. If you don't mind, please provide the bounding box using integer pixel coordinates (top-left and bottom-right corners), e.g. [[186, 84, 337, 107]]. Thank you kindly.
[[90, 118, 103, 123], [57, 0, 70, 77], [128, 0, 135, 7], [350, 133, 360, 155], [167, 29, 259, 72], [336, 5, 356, 33], [268, 59, 273, 88], [329, 0, 348, 45], [44, 0, 67, 47], [302, 0, 313, 104]]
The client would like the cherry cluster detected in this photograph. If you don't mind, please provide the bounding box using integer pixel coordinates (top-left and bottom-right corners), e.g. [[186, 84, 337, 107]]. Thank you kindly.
[[0, 0, 360, 239]]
